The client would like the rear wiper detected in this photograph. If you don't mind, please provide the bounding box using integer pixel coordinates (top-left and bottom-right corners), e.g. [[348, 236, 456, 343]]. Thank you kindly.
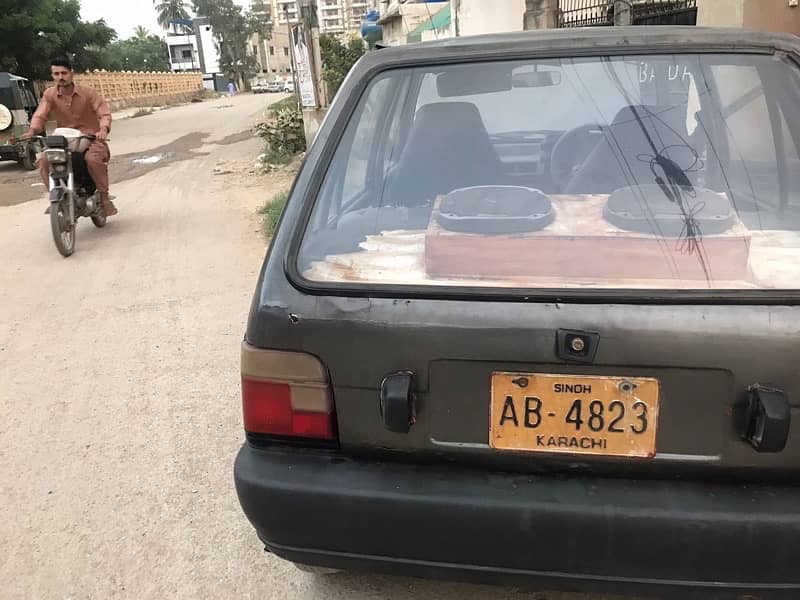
[[653, 152, 693, 201], [601, 62, 711, 281], [627, 107, 711, 281]]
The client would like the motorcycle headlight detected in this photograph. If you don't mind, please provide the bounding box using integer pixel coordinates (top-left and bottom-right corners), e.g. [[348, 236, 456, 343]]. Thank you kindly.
[[45, 149, 67, 164]]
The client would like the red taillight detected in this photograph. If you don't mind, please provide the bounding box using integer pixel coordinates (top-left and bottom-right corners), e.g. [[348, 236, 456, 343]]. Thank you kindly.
[[241, 344, 336, 442]]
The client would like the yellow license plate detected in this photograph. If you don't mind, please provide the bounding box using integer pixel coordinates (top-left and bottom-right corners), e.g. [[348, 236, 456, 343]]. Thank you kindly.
[[490, 373, 659, 458]]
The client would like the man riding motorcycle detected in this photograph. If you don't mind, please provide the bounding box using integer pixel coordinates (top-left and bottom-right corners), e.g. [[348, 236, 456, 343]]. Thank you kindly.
[[22, 57, 117, 217]]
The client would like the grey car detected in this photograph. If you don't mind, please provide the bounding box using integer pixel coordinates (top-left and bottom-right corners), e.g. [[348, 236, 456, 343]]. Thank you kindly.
[[235, 27, 800, 599]]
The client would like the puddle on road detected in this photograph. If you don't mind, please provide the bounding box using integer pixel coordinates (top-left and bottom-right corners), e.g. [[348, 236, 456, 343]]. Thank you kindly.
[[132, 155, 164, 165], [0, 128, 257, 207]]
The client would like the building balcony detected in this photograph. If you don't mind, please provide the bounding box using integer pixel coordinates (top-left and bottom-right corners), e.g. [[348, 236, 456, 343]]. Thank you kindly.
[[169, 60, 198, 71]]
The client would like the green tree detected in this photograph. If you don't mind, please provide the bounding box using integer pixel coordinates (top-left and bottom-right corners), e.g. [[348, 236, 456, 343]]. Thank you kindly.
[[319, 33, 365, 98], [133, 26, 152, 39], [153, 0, 191, 33], [0, 0, 117, 79], [105, 33, 170, 72]]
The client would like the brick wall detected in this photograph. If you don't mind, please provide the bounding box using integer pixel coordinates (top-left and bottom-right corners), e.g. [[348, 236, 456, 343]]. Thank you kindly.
[[34, 71, 205, 110]]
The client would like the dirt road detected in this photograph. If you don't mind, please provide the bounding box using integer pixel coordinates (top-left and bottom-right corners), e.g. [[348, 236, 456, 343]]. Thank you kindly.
[[0, 94, 634, 600]]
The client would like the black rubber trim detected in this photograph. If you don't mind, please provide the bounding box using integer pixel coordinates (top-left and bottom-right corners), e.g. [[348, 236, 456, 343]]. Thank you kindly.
[[265, 541, 800, 600], [245, 432, 339, 451]]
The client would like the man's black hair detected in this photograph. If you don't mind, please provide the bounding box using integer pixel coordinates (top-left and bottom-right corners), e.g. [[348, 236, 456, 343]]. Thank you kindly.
[[50, 57, 73, 70]]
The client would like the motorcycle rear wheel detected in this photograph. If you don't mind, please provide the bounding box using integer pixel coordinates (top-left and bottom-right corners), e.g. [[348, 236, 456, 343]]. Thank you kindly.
[[50, 197, 75, 257]]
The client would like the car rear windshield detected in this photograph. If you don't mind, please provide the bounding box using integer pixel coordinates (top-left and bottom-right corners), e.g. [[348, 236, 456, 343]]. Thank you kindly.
[[297, 53, 800, 293], [0, 87, 15, 108]]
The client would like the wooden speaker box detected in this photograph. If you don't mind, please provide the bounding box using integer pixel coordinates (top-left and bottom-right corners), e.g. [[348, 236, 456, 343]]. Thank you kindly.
[[425, 189, 752, 283]]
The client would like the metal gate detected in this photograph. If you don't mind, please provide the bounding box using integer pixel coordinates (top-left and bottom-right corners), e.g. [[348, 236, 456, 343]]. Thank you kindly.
[[558, 0, 698, 28]]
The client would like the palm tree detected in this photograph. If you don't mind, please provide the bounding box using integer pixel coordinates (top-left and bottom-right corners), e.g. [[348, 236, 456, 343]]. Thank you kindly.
[[133, 26, 151, 40], [153, 0, 191, 33]]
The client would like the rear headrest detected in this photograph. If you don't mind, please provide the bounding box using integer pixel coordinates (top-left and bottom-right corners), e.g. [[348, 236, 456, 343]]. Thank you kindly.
[[412, 102, 488, 133]]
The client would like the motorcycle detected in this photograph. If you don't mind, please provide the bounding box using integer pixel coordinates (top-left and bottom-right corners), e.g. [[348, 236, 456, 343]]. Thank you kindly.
[[36, 128, 107, 257]]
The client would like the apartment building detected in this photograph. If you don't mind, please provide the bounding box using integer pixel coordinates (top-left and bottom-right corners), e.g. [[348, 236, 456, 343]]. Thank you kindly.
[[268, 0, 378, 37]]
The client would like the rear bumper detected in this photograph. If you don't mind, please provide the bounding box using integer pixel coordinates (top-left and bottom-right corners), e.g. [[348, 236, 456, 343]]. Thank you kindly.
[[0, 145, 20, 159], [235, 445, 800, 599]]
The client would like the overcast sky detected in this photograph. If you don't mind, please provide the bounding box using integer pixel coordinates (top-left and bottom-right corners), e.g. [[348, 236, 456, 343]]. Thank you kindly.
[[80, 0, 250, 40]]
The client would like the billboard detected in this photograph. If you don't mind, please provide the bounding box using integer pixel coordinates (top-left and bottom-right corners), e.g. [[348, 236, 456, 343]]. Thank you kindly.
[[291, 25, 318, 108]]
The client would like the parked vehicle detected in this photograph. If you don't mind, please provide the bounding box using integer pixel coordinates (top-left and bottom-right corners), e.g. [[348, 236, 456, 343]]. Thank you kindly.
[[235, 27, 800, 599], [36, 128, 107, 256], [0, 72, 40, 170], [267, 81, 284, 93], [282, 79, 295, 93], [252, 81, 270, 94]]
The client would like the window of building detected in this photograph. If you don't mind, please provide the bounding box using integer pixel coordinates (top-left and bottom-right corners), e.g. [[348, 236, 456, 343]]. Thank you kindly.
[[269, 46, 275, 55], [284, 47, 289, 56]]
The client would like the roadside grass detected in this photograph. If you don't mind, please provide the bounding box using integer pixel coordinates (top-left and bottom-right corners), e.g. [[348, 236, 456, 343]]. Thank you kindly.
[[258, 191, 289, 239], [191, 89, 221, 102], [131, 108, 154, 118], [269, 96, 299, 116]]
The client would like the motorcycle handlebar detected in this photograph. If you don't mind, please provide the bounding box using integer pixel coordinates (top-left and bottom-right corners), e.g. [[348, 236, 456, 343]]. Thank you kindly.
[[26, 134, 98, 142]]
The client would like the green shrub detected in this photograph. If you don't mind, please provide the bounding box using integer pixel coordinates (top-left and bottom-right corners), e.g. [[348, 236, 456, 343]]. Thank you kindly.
[[258, 191, 289, 239], [256, 102, 306, 165], [269, 96, 299, 116], [320, 34, 365, 99]]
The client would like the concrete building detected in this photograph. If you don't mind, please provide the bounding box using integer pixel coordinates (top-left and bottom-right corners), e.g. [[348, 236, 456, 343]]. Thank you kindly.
[[267, 0, 378, 37], [318, 0, 347, 35], [166, 17, 224, 91], [249, 0, 379, 83], [531, 0, 800, 33], [370, 0, 800, 47], [167, 32, 200, 72], [448, 0, 800, 36], [378, 1, 449, 45], [250, 27, 295, 77], [349, 0, 374, 32], [697, 0, 800, 33], [453, 0, 525, 37], [406, 2, 452, 42]]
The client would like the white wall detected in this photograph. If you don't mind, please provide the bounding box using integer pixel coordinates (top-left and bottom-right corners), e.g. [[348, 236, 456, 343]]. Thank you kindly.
[[454, 0, 525, 36], [381, 18, 406, 45], [696, 0, 745, 27], [421, 24, 452, 42], [197, 23, 220, 74]]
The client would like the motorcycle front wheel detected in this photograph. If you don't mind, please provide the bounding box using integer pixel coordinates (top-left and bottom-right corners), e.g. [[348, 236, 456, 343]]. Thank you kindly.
[[91, 211, 107, 228], [50, 193, 76, 257], [20, 145, 37, 171]]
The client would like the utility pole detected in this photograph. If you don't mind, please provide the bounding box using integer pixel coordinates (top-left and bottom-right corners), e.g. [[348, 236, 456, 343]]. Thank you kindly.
[[613, 0, 632, 25], [297, 0, 328, 144], [308, 19, 327, 107], [285, 3, 301, 105]]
